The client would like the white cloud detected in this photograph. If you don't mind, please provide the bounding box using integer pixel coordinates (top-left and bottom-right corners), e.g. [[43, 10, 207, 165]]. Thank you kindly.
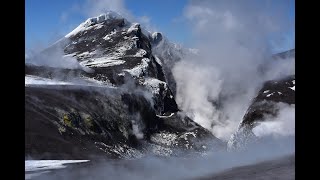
[[60, 12, 69, 23]]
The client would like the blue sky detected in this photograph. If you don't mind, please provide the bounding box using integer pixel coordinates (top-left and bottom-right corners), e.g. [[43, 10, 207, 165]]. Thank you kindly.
[[26, 0, 190, 49], [26, 0, 294, 53]]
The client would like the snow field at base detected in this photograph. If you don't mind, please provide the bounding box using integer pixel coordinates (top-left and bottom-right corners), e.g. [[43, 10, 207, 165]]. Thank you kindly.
[[25, 75, 115, 88], [25, 160, 90, 172], [25, 75, 73, 86]]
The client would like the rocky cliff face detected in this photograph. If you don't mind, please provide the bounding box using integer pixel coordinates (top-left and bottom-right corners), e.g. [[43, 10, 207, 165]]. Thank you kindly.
[[25, 12, 223, 159]]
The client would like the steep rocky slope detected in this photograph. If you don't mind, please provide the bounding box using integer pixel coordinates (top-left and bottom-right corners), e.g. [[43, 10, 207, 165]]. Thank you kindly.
[[25, 12, 223, 159], [228, 73, 295, 149]]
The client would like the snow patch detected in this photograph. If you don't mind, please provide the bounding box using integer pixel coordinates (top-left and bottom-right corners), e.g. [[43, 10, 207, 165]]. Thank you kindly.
[[117, 42, 135, 56], [80, 76, 112, 86], [25, 75, 73, 86], [25, 75, 115, 88], [154, 55, 162, 65], [63, 52, 77, 58], [124, 58, 150, 77], [289, 86, 295, 91], [25, 160, 89, 172], [127, 23, 140, 33], [156, 113, 175, 118], [105, 40, 137, 58], [182, 132, 197, 138], [150, 132, 178, 146], [94, 23, 104, 30], [81, 57, 125, 68], [133, 49, 147, 57], [263, 90, 270, 94], [76, 50, 99, 60], [103, 29, 117, 40], [118, 72, 125, 76], [266, 92, 274, 97], [150, 144, 173, 156], [65, 21, 91, 38], [143, 78, 167, 95]]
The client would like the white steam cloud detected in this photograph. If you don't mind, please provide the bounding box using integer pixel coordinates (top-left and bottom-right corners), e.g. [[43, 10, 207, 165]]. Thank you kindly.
[[130, 113, 145, 140], [253, 103, 295, 137], [173, 0, 295, 141], [25, 45, 93, 73], [26, 47, 78, 69], [174, 61, 223, 130]]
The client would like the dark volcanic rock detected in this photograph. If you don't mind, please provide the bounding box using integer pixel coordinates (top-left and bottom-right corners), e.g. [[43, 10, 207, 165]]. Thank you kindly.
[[228, 75, 295, 149], [150, 32, 163, 45], [272, 49, 295, 59], [25, 85, 222, 159], [25, 86, 141, 159], [240, 75, 295, 128]]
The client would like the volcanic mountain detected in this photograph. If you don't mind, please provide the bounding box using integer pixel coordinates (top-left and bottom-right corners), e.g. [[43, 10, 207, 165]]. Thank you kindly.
[[25, 11, 295, 160], [25, 12, 223, 159]]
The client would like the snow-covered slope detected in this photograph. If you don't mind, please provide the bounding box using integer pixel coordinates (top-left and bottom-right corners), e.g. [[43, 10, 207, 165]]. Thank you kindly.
[[65, 12, 123, 38]]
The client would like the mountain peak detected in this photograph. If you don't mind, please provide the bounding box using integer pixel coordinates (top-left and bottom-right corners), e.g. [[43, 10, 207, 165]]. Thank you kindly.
[[91, 11, 123, 23], [65, 11, 125, 38]]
